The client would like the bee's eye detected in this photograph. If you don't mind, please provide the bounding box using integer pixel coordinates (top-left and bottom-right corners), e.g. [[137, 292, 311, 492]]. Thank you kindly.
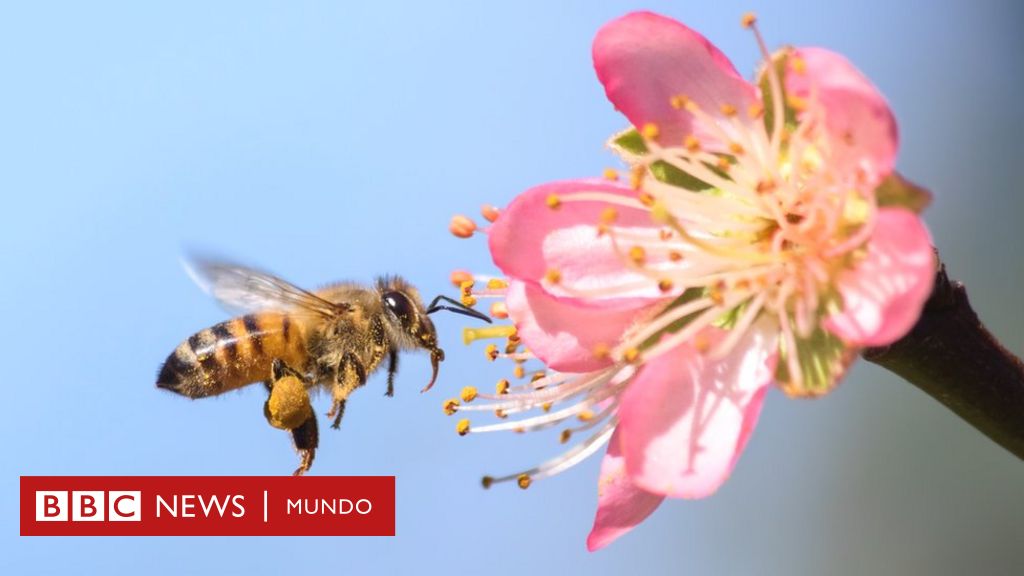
[[383, 291, 413, 323]]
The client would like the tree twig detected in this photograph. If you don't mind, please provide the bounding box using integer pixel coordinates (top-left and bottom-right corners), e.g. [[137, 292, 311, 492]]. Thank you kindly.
[[863, 259, 1024, 459]]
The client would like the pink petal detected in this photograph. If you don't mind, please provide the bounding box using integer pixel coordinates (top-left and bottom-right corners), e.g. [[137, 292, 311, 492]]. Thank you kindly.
[[786, 47, 898, 186], [593, 11, 757, 148], [489, 179, 675, 302], [506, 280, 657, 373], [825, 208, 935, 347], [617, 321, 778, 498], [586, 429, 665, 551]]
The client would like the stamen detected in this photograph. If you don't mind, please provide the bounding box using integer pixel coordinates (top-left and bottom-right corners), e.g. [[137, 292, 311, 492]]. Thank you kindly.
[[443, 398, 460, 415], [546, 194, 562, 210], [603, 167, 620, 181], [461, 386, 478, 403], [456, 419, 471, 436], [463, 325, 517, 345], [480, 204, 501, 223], [449, 215, 477, 238]]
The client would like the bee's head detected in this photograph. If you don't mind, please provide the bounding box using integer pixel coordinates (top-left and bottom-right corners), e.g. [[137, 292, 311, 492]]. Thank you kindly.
[[377, 276, 443, 392], [376, 276, 492, 393]]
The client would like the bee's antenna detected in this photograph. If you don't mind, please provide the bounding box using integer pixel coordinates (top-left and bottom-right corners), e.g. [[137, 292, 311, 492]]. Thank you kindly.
[[426, 295, 493, 324]]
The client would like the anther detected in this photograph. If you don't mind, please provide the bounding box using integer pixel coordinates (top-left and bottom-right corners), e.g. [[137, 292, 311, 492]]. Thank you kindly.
[[546, 194, 562, 210], [517, 474, 532, 490], [747, 103, 765, 119], [495, 379, 510, 395], [513, 364, 525, 379], [460, 386, 478, 403], [577, 410, 596, 422], [544, 269, 562, 285], [786, 94, 808, 112], [485, 344, 499, 361], [641, 122, 660, 140], [456, 419, 471, 436], [560, 429, 572, 444], [670, 94, 689, 110], [592, 343, 611, 360], [623, 347, 641, 364], [443, 398, 460, 416], [719, 103, 738, 117], [449, 215, 477, 238], [630, 166, 646, 190], [481, 476, 494, 489], [600, 207, 618, 225], [790, 56, 807, 75], [628, 246, 647, 266], [450, 269, 473, 287], [729, 142, 745, 155], [603, 167, 620, 181], [684, 135, 701, 153], [756, 179, 777, 194], [741, 12, 757, 28], [489, 301, 508, 319], [637, 191, 655, 207], [669, 251, 684, 262], [460, 280, 475, 295], [658, 279, 674, 293], [717, 156, 732, 171], [461, 295, 478, 307], [480, 204, 500, 223], [541, 402, 553, 413], [486, 278, 508, 290], [494, 409, 508, 419]]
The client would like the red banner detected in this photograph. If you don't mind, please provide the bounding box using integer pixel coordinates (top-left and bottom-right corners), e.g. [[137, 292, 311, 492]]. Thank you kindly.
[[20, 476, 395, 536]]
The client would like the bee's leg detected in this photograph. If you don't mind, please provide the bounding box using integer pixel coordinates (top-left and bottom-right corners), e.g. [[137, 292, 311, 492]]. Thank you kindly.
[[290, 414, 318, 476], [328, 352, 366, 430], [385, 349, 398, 398]]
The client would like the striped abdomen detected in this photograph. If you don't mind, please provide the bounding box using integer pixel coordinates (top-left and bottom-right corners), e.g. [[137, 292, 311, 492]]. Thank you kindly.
[[157, 313, 308, 398]]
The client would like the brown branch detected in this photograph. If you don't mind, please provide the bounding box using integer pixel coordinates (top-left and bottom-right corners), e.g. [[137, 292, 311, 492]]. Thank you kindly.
[[863, 259, 1024, 459]]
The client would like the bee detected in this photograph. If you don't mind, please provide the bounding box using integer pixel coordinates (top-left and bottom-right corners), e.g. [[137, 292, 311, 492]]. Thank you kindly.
[[156, 258, 490, 475]]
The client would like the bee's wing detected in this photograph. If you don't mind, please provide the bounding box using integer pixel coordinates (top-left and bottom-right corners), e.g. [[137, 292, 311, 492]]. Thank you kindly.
[[184, 257, 347, 318]]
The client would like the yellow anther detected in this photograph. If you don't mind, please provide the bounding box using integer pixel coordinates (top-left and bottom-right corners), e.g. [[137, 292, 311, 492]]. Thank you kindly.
[[461, 294, 478, 307], [540, 402, 552, 413], [485, 344, 499, 361], [531, 371, 547, 384], [480, 204, 500, 223], [790, 56, 807, 75], [513, 426, 525, 434], [544, 269, 562, 285], [577, 409, 596, 422], [592, 342, 611, 360], [628, 245, 647, 266], [630, 166, 646, 190], [623, 347, 641, 364], [443, 398, 460, 416], [709, 281, 726, 305], [460, 279, 475, 294], [747, 102, 765, 119], [546, 194, 562, 209], [489, 301, 508, 319], [494, 408, 508, 419], [694, 334, 711, 353], [650, 201, 671, 224], [728, 142, 745, 155], [719, 103, 738, 117], [637, 191, 655, 207], [513, 364, 525, 379], [658, 279, 674, 293], [560, 429, 573, 444], [659, 229, 673, 241], [669, 250, 684, 262], [449, 215, 477, 238], [517, 474, 532, 490], [460, 386, 478, 403], [602, 167, 620, 181], [449, 269, 473, 288], [786, 94, 808, 112], [495, 379, 510, 395], [641, 122, 660, 140], [482, 278, 507, 290], [741, 12, 757, 28], [670, 94, 690, 110], [481, 476, 494, 489], [456, 419, 471, 436], [684, 134, 701, 153], [599, 207, 618, 225], [716, 156, 732, 171]]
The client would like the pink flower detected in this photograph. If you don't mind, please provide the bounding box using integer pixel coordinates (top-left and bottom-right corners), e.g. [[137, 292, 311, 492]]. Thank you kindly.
[[449, 11, 935, 550]]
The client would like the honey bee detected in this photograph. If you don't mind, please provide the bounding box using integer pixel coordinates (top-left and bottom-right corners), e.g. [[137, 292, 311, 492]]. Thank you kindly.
[[156, 258, 490, 475]]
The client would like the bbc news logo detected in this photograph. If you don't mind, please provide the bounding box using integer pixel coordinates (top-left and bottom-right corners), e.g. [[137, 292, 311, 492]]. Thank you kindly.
[[35, 490, 141, 522], [21, 476, 395, 536]]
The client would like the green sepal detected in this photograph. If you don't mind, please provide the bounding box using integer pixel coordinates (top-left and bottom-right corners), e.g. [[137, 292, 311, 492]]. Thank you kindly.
[[775, 323, 853, 395], [874, 171, 933, 214], [638, 287, 705, 351], [609, 128, 648, 156], [649, 160, 713, 191]]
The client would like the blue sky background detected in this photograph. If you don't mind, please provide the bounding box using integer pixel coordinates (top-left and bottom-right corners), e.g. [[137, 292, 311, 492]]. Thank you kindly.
[[2, 1, 1022, 574]]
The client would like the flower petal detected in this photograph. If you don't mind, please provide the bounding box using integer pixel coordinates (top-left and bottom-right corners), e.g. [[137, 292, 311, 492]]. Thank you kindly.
[[593, 11, 757, 147], [617, 321, 778, 498], [489, 179, 676, 302], [785, 47, 898, 185], [506, 280, 657, 373], [586, 429, 665, 551], [825, 208, 934, 347]]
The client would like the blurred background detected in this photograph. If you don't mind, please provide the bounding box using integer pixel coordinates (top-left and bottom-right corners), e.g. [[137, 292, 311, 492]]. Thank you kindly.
[[2, 1, 1021, 574]]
